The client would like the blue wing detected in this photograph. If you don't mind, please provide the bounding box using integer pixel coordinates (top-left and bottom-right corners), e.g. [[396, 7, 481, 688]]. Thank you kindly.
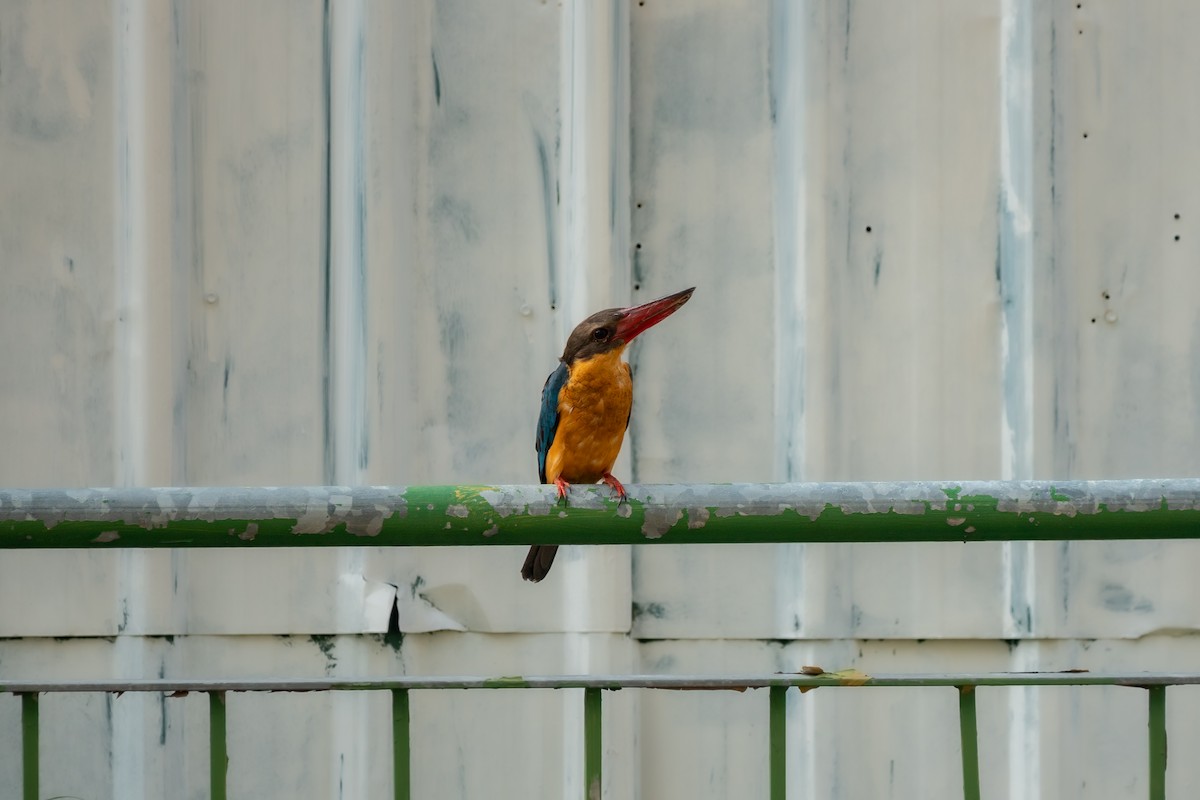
[[536, 362, 569, 483]]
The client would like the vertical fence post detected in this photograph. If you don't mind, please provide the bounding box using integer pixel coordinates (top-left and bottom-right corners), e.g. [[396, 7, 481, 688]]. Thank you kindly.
[[209, 691, 228, 800], [1148, 686, 1167, 800], [21, 693, 38, 800], [393, 688, 411, 800], [584, 688, 602, 800], [769, 686, 786, 800], [958, 686, 981, 800]]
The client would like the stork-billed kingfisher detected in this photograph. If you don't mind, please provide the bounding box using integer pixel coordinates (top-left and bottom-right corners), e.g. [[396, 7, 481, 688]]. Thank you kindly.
[[523, 287, 695, 582]]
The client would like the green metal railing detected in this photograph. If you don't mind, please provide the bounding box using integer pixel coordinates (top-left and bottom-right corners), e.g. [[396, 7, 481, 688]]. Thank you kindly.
[[3, 480, 1198, 798], [9, 672, 1186, 800], [1, 479, 1198, 548]]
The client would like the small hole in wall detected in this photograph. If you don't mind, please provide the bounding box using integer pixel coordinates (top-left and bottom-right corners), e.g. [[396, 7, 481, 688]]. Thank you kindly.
[[865, 226, 872, 233], [1082, 132, 1088, 139], [1175, 234, 1181, 241], [1102, 291, 1110, 300], [636, 202, 643, 209], [635, 243, 642, 250], [1174, 213, 1181, 220], [1090, 317, 1097, 324], [634, 283, 641, 291]]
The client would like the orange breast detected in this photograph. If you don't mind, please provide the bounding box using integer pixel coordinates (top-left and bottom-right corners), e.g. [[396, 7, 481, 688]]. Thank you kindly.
[[544, 349, 633, 484]]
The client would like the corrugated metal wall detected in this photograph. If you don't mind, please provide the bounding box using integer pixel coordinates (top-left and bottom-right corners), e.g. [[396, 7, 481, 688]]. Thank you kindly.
[[2, 1, 1199, 797]]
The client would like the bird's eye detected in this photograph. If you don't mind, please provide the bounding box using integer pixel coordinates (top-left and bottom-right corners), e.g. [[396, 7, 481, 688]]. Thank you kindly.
[[592, 328, 609, 342]]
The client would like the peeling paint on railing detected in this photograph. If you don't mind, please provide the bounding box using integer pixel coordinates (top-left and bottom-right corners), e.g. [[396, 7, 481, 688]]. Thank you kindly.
[[0, 481, 1198, 549]]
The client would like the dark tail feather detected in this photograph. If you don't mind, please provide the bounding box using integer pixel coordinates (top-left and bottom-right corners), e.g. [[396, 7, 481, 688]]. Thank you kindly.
[[522, 545, 558, 582]]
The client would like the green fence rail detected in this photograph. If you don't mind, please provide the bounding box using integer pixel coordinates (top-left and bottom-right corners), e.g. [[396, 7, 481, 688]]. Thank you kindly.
[[0, 479, 1198, 548], [9, 672, 1188, 800], [4, 480, 1198, 798]]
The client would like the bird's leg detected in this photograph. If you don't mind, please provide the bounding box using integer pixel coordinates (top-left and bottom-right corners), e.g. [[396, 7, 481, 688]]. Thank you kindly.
[[601, 471, 628, 505], [553, 476, 572, 505]]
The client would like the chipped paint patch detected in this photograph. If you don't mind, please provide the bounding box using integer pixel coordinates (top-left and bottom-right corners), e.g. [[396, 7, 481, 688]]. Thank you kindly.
[[794, 501, 827, 521], [1165, 496, 1200, 511], [94, 530, 120, 543], [479, 485, 549, 517], [238, 522, 259, 541], [346, 513, 384, 537], [947, 517, 967, 527], [292, 499, 332, 534], [381, 490, 408, 518], [642, 508, 683, 539], [446, 504, 470, 518]]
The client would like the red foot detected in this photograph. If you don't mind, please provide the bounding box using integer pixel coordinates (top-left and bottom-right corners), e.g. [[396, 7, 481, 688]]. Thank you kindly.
[[553, 477, 572, 504], [601, 472, 628, 504]]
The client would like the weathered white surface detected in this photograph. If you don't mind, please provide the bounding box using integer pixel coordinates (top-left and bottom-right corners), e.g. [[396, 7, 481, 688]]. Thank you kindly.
[[2, 0, 1200, 797]]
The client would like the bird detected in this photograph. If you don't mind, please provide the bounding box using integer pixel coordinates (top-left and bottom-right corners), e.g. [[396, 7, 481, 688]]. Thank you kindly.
[[523, 287, 695, 582]]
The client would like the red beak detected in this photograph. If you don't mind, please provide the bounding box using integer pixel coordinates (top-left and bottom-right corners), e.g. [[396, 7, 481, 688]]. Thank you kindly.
[[614, 287, 695, 343]]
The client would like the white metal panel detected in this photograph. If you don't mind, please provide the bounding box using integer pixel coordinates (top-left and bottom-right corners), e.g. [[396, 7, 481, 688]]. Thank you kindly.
[[0, 1, 118, 484], [1040, 1, 1200, 479], [2, 0, 1200, 798], [631, 0, 1018, 641], [1025, 0, 1200, 641], [345, 0, 634, 637], [626, 0, 789, 643], [178, 0, 328, 485]]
